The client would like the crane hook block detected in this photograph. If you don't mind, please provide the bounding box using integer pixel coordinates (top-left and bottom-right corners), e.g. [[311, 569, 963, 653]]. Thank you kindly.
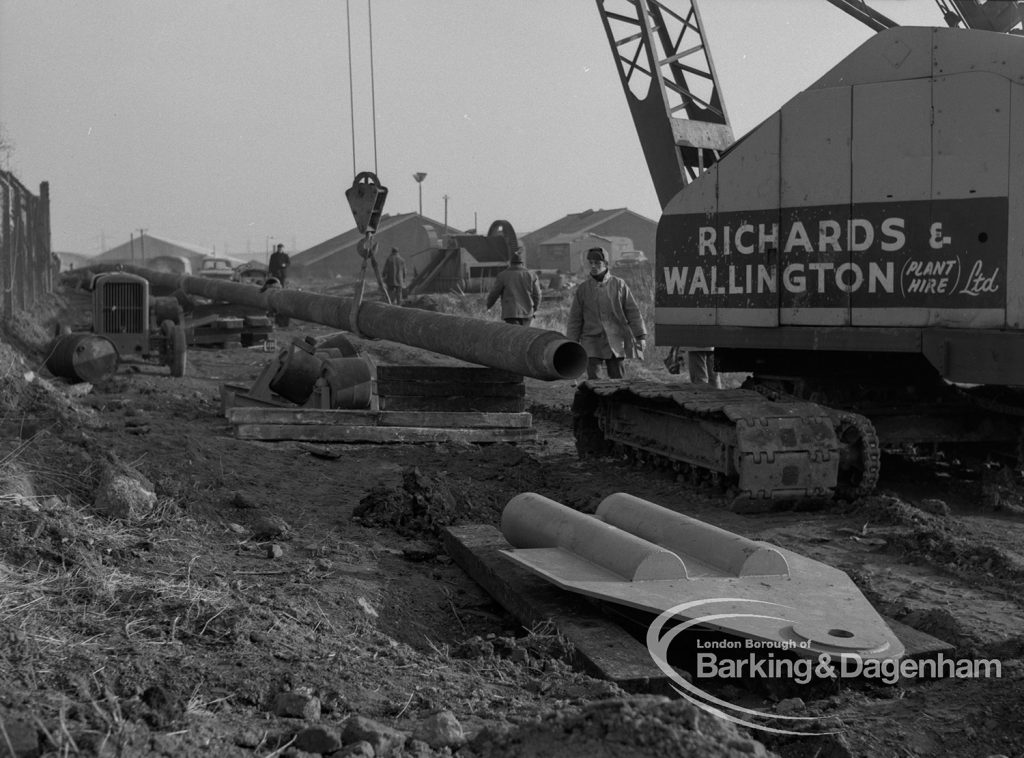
[[346, 171, 389, 235]]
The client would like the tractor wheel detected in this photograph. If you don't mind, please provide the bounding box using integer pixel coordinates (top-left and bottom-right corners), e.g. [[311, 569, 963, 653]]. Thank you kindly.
[[162, 320, 188, 378]]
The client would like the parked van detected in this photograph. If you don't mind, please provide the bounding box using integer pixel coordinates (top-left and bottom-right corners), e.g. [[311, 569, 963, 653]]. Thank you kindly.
[[197, 257, 236, 280]]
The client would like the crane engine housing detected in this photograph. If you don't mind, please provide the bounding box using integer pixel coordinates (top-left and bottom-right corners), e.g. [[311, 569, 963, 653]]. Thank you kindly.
[[658, 27, 1024, 389]]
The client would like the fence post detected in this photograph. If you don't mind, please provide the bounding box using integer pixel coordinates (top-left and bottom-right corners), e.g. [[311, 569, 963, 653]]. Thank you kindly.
[[12, 183, 24, 312], [1, 176, 11, 319], [37, 181, 51, 301]]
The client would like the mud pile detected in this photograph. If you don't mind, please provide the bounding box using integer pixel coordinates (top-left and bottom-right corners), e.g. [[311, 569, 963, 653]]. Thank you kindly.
[[353, 466, 504, 537], [469, 695, 776, 758], [854, 494, 1024, 587]]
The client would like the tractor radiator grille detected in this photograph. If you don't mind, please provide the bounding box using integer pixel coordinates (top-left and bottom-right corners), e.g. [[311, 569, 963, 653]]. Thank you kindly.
[[100, 281, 146, 334]]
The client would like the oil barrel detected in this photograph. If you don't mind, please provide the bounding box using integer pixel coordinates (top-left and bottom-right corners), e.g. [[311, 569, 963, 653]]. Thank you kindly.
[[45, 333, 119, 383]]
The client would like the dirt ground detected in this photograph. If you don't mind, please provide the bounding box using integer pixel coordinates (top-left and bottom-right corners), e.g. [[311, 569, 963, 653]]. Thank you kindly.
[[2, 284, 1024, 758]]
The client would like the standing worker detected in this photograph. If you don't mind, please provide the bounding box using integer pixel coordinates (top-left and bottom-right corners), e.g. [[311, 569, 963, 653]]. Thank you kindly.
[[485, 249, 542, 325], [566, 247, 647, 380], [686, 349, 718, 386], [666, 346, 718, 386], [382, 246, 407, 305], [269, 243, 290, 287]]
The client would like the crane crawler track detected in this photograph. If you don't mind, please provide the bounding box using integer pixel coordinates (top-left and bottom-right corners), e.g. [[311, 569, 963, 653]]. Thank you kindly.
[[572, 379, 880, 504]]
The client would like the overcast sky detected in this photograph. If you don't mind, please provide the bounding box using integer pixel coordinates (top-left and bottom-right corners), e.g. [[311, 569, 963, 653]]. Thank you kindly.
[[0, 0, 944, 258]]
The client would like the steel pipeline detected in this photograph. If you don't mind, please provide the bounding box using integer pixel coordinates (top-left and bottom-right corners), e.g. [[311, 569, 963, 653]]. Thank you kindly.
[[79, 265, 587, 381]]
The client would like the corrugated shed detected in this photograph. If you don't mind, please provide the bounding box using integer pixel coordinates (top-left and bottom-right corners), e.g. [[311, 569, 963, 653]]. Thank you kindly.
[[293, 213, 458, 280], [521, 208, 657, 271], [88, 233, 215, 271]]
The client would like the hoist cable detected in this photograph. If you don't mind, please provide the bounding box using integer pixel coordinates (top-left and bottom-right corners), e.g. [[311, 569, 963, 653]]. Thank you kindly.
[[368, 0, 379, 174], [345, 0, 357, 177]]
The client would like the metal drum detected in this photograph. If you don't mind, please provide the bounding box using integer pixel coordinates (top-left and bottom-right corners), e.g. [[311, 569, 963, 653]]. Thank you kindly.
[[45, 333, 119, 383], [321, 356, 374, 409], [267, 346, 322, 404], [269, 337, 372, 406]]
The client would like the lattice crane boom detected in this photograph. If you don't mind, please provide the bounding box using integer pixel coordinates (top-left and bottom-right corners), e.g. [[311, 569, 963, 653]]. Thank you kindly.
[[595, 0, 734, 209]]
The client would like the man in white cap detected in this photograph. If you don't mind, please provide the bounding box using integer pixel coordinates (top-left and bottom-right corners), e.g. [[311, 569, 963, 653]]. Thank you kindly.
[[566, 247, 646, 379], [486, 249, 542, 325]]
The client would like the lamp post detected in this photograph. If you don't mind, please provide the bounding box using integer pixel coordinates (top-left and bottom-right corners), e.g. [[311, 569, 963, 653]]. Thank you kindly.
[[265, 235, 275, 265], [413, 172, 427, 215]]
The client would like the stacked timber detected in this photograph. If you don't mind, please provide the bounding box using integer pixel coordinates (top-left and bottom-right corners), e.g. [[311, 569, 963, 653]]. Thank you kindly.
[[224, 364, 535, 444], [187, 315, 245, 348], [375, 366, 525, 413]]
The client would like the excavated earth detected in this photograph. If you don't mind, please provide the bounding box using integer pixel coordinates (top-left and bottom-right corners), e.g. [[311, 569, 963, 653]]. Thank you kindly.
[[1, 286, 1023, 758]]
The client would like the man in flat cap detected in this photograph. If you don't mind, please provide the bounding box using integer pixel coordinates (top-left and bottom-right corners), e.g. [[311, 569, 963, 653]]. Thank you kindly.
[[566, 247, 646, 379]]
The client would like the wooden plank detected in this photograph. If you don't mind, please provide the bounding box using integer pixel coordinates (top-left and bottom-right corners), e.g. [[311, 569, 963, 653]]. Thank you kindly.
[[191, 334, 242, 347], [227, 407, 532, 429], [379, 396, 526, 413], [376, 365, 522, 383], [379, 411, 532, 429], [186, 314, 223, 329], [220, 384, 296, 415], [233, 424, 537, 443], [242, 315, 273, 327], [227, 407, 380, 425], [443, 524, 673, 694], [882, 615, 956, 660], [223, 393, 292, 410], [376, 380, 526, 398]]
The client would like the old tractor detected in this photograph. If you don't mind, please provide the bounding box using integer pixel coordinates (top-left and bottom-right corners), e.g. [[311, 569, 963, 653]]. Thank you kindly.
[[88, 270, 188, 377]]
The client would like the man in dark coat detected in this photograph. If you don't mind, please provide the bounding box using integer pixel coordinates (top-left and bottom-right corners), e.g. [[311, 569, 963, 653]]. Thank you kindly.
[[268, 244, 290, 286], [382, 246, 407, 305], [486, 250, 542, 325]]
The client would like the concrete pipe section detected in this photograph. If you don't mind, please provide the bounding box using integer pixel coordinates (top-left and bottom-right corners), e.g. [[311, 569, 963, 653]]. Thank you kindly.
[[595, 492, 790, 579], [501, 492, 689, 581], [84, 266, 587, 382]]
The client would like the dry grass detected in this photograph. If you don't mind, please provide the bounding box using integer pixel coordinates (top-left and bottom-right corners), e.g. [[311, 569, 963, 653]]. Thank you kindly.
[[0, 492, 225, 622], [0, 420, 244, 735]]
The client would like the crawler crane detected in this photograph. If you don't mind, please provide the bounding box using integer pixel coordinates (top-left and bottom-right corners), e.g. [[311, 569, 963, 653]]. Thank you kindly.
[[577, 0, 1024, 504]]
